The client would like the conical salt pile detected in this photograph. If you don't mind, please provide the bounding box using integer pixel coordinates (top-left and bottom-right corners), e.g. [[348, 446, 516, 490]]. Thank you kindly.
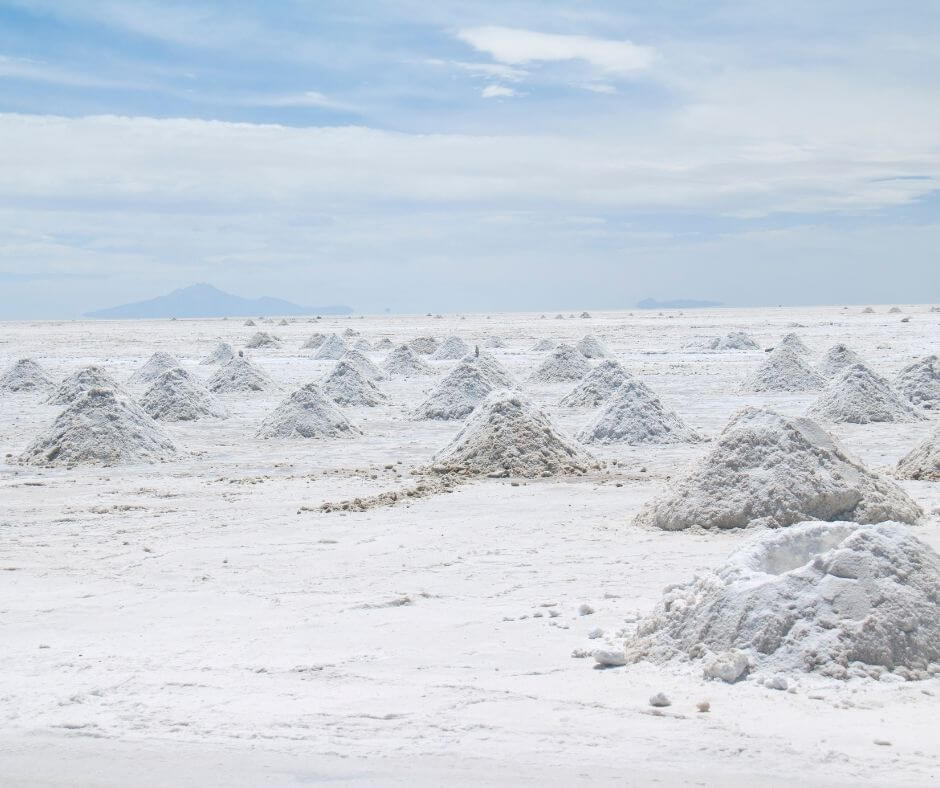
[[808, 363, 922, 424], [374, 337, 394, 350], [430, 390, 594, 477], [245, 331, 279, 349], [200, 341, 234, 365], [896, 428, 940, 481], [139, 367, 228, 421], [484, 336, 508, 349], [743, 346, 823, 392], [257, 383, 359, 439], [431, 336, 471, 360], [895, 355, 940, 410], [817, 343, 864, 379], [129, 351, 181, 385], [342, 327, 359, 337], [578, 378, 700, 445], [777, 332, 810, 355], [559, 359, 633, 407], [313, 333, 346, 360], [353, 338, 372, 351], [414, 353, 511, 420], [634, 407, 921, 531], [530, 338, 555, 352], [340, 349, 384, 381], [21, 388, 177, 466], [49, 365, 128, 406], [301, 332, 327, 350], [244, 319, 256, 327], [321, 361, 386, 407], [529, 343, 591, 383], [408, 336, 440, 355], [0, 358, 55, 395], [383, 344, 432, 378], [207, 354, 273, 393], [575, 334, 609, 359]]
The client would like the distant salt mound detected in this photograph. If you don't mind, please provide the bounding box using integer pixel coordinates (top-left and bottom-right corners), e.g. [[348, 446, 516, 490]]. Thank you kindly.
[[687, 331, 760, 352], [129, 352, 181, 385], [862, 306, 875, 314], [743, 346, 823, 392], [818, 343, 863, 379], [897, 428, 940, 481], [383, 344, 432, 378], [21, 388, 176, 466], [313, 334, 347, 360], [50, 366, 128, 406], [575, 334, 609, 359], [200, 341, 234, 366], [0, 358, 55, 394], [634, 407, 921, 531], [408, 336, 440, 355], [353, 338, 372, 351], [414, 353, 512, 421], [257, 383, 359, 439], [245, 331, 279, 349], [301, 332, 327, 349], [559, 359, 633, 408], [342, 327, 359, 337], [579, 379, 700, 445], [889, 306, 902, 314], [431, 390, 594, 477], [777, 332, 811, 356], [374, 337, 394, 350], [625, 522, 940, 680], [431, 336, 471, 360], [340, 349, 384, 381], [895, 355, 940, 410], [529, 343, 591, 383], [244, 319, 256, 327], [484, 336, 508, 349], [808, 364, 922, 424], [322, 361, 386, 407], [139, 367, 227, 422], [530, 338, 555, 352], [207, 354, 273, 393]]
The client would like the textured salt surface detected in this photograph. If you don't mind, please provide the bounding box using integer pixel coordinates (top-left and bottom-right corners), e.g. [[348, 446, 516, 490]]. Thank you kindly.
[[49, 365, 128, 405], [744, 346, 823, 392], [559, 359, 633, 408], [139, 367, 228, 422], [777, 332, 811, 355], [431, 336, 471, 360], [383, 344, 432, 378], [408, 336, 440, 355], [301, 332, 326, 350], [895, 355, 940, 410], [321, 361, 387, 407], [313, 334, 347, 360], [529, 343, 591, 383], [575, 335, 609, 358], [200, 341, 234, 365], [817, 343, 864, 379], [129, 351, 181, 385], [339, 349, 384, 381], [897, 427, 940, 481], [207, 354, 273, 393], [0, 358, 54, 394], [245, 331, 279, 349], [257, 383, 359, 439], [808, 363, 923, 424], [414, 353, 511, 420]]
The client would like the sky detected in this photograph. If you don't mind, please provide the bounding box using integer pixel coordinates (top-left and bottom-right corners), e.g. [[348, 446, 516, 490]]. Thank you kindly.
[[1, 0, 939, 317]]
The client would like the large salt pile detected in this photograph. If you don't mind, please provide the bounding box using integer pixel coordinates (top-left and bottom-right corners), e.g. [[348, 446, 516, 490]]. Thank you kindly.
[[777, 332, 811, 356], [139, 367, 228, 421], [895, 355, 940, 410], [200, 341, 234, 366], [897, 428, 940, 481], [743, 346, 823, 392], [129, 351, 181, 385], [21, 388, 177, 466], [817, 343, 864, 379], [578, 379, 700, 445], [575, 335, 609, 359], [687, 331, 760, 352], [414, 353, 511, 420], [245, 331, 279, 349], [301, 332, 327, 350], [0, 358, 55, 394], [321, 361, 387, 407], [383, 344, 432, 378], [808, 363, 922, 424], [431, 336, 471, 360], [313, 334, 347, 360], [257, 383, 359, 439], [340, 349, 384, 381], [409, 336, 440, 355], [529, 343, 591, 383], [559, 359, 633, 407], [207, 354, 273, 393], [49, 365, 128, 406], [624, 522, 940, 680], [634, 407, 921, 531]]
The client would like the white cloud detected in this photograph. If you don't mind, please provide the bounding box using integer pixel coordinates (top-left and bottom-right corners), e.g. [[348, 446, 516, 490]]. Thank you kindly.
[[481, 84, 517, 99]]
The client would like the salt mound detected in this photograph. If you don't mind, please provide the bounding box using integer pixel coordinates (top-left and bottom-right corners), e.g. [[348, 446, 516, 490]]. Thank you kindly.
[[342, 327, 359, 337], [200, 341, 234, 365], [529, 343, 591, 383], [50, 366, 128, 405], [129, 352, 181, 385], [889, 306, 902, 314], [301, 332, 327, 349], [575, 335, 609, 358], [530, 339, 555, 352], [625, 522, 940, 679], [484, 336, 508, 349], [257, 383, 359, 439], [818, 343, 863, 379], [353, 338, 372, 351], [743, 346, 823, 392], [808, 364, 922, 424], [895, 355, 940, 410], [579, 379, 700, 445], [245, 331, 279, 349], [896, 428, 940, 481], [374, 337, 394, 350], [559, 359, 633, 407], [383, 344, 432, 378], [432, 336, 471, 360], [408, 336, 440, 355], [634, 407, 921, 531], [862, 306, 875, 314], [321, 361, 386, 407], [207, 354, 273, 393], [139, 367, 228, 421], [313, 334, 346, 360], [244, 319, 256, 327], [0, 358, 55, 394], [687, 331, 760, 352], [279, 318, 289, 326], [414, 353, 512, 420], [430, 390, 594, 477], [21, 388, 176, 466], [340, 349, 384, 381], [777, 332, 811, 356]]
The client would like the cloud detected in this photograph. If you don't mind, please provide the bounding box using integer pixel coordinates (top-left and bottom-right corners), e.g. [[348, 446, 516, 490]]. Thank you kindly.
[[481, 85, 517, 99]]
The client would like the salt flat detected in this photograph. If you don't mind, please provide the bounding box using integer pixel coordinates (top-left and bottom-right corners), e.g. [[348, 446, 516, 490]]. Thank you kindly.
[[1, 306, 938, 787]]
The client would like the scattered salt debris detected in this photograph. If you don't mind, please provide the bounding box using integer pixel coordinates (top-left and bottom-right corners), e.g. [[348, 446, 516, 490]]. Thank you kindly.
[[301, 332, 327, 349], [895, 355, 940, 410], [383, 344, 432, 378], [817, 343, 863, 379], [340, 349, 384, 381], [575, 334, 609, 359], [579, 379, 701, 445], [808, 363, 923, 424], [257, 383, 360, 439], [744, 346, 823, 392], [245, 331, 279, 348], [313, 334, 347, 360], [560, 360, 634, 408], [200, 341, 234, 365], [139, 367, 228, 421], [49, 365, 128, 406], [0, 358, 55, 394], [529, 343, 591, 383], [431, 336, 471, 360], [414, 353, 513, 420], [687, 331, 761, 352], [897, 428, 940, 481], [207, 354, 273, 393], [321, 361, 387, 407], [408, 336, 440, 355], [129, 351, 181, 385]]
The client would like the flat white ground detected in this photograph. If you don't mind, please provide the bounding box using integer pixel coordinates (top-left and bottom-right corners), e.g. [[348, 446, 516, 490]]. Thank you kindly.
[[1, 306, 938, 787]]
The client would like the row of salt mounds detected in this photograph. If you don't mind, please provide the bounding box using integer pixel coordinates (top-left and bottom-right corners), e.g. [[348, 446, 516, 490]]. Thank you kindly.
[[431, 336, 471, 360], [0, 358, 55, 394], [578, 378, 701, 445], [301, 332, 326, 349], [530, 338, 555, 352], [777, 332, 811, 356], [49, 366, 129, 405], [529, 343, 591, 383], [686, 331, 761, 352], [634, 407, 921, 531], [245, 331, 279, 349], [139, 367, 228, 421], [340, 349, 384, 381], [624, 522, 940, 680], [129, 351, 181, 385], [895, 355, 940, 410], [207, 354, 273, 393], [409, 336, 440, 355], [200, 341, 234, 365], [383, 344, 432, 378], [817, 343, 863, 379], [21, 388, 177, 466], [576, 334, 609, 359], [414, 352, 514, 420], [257, 383, 359, 439], [808, 363, 922, 424], [897, 427, 940, 481], [430, 389, 594, 478], [744, 345, 823, 392], [313, 333, 346, 360], [321, 361, 386, 407], [559, 359, 633, 408]]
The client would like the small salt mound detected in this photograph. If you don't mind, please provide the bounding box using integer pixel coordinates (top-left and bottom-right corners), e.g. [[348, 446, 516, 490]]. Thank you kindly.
[[49, 366, 128, 406], [200, 342, 234, 365], [279, 318, 289, 326], [862, 306, 875, 314], [374, 337, 394, 350], [575, 335, 609, 359], [342, 327, 359, 337], [244, 319, 256, 327], [579, 379, 700, 445], [634, 407, 921, 531], [245, 331, 280, 349], [896, 428, 940, 481], [529, 343, 591, 383], [431, 336, 471, 360], [21, 388, 176, 466], [777, 332, 811, 356], [0, 358, 55, 394], [431, 390, 594, 477], [895, 355, 940, 410], [321, 361, 386, 407], [559, 359, 633, 407], [625, 522, 940, 680], [301, 332, 327, 349], [340, 349, 384, 381], [414, 353, 511, 420], [383, 344, 432, 378], [353, 338, 372, 351], [743, 346, 823, 392], [409, 336, 440, 355], [207, 354, 273, 393], [139, 367, 227, 422], [313, 334, 347, 360], [687, 331, 760, 352], [808, 363, 922, 424], [817, 343, 863, 379], [530, 338, 555, 352], [129, 352, 181, 385], [484, 336, 508, 349], [257, 383, 359, 439], [889, 306, 902, 314]]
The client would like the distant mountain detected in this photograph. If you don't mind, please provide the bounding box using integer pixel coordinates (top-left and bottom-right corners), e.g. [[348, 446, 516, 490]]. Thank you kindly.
[[636, 297, 724, 310], [85, 283, 353, 319]]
